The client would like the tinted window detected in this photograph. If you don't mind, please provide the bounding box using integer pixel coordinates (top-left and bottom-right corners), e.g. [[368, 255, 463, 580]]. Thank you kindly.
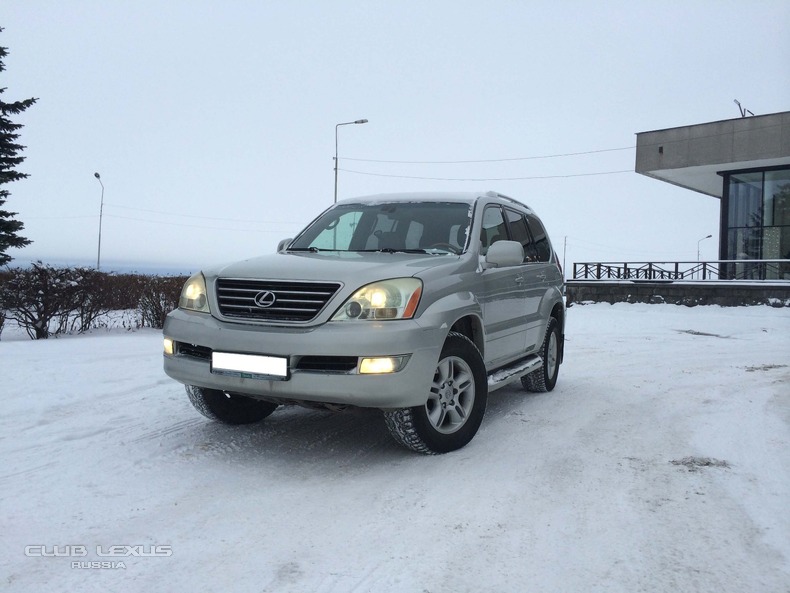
[[505, 208, 534, 262], [526, 215, 551, 262]]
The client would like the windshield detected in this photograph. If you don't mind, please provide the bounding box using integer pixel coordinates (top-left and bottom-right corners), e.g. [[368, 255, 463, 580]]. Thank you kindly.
[[289, 202, 472, 254]]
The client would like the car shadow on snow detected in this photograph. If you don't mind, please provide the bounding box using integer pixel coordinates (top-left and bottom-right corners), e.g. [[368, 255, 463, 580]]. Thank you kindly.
[[149, 384, 555, 467], [483, 382, 553, 419], [165, 404, 409, 466]]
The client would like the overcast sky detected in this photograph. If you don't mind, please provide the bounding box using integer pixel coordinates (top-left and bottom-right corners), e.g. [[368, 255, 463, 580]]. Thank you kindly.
[[3, 0, 789, 273]]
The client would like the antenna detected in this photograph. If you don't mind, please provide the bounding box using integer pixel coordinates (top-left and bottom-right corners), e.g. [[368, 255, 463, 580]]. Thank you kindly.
[[733, 99, 754, 117]]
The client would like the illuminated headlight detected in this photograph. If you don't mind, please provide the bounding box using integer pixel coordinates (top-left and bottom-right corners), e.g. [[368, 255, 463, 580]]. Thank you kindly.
[[179, 272, 210, 313], [359, 355, 410, 374], [163, 338, 175, 356], [332, 278, 422, 321]]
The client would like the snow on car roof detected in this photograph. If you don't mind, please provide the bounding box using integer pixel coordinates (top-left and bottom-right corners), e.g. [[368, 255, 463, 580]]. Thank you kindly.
[[334, 191, 531, 211], [334, 191, 488, 205]]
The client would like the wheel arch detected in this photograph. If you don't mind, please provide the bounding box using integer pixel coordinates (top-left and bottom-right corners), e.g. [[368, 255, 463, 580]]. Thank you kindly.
[[417, 291, 486, 359], [550, 300, 566, 363], [449, 314, 485, 360]]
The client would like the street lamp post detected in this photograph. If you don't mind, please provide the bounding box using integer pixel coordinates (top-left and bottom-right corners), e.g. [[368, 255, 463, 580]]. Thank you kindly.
[[697, 234, 712, 262], [334, 119, 368, 203], [94, 172, 105, 270]]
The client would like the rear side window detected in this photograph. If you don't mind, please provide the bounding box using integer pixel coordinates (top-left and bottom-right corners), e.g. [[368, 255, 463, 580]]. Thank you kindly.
[[526, 214, 551, 262], [504, 208, 534, 262]]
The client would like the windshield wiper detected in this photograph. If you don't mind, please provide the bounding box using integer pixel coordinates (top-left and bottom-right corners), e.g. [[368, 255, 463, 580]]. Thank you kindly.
[[355, 248, 429, 254], [288, 247, 325, 252]]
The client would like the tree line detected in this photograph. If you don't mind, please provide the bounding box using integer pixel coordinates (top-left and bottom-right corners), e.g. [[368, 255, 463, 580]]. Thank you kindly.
[[0, 262, 187, 339]]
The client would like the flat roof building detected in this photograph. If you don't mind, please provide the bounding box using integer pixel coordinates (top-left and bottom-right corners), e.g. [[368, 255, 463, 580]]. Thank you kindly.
[[636, 111, 790, 279]]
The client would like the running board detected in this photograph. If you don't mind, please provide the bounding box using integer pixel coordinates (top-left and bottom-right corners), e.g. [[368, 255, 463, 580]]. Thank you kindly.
[[487, 355, 543, 392]]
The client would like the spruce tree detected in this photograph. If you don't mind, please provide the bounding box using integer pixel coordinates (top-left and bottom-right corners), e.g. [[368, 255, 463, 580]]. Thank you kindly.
[[0, 28, 37, 266]]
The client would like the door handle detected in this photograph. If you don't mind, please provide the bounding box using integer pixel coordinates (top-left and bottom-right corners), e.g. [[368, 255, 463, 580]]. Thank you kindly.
[[515, 275, 525, 284], [536, 273, 547, 281]]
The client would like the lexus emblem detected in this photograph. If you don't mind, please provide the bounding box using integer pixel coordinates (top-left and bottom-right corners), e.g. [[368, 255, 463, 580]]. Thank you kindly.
[[253, 290, 276, 308]]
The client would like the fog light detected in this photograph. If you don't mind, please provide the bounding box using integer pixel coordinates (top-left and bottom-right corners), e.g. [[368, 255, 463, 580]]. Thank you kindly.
[[359, 355, 408, 374], [163, 338, 175, 356]]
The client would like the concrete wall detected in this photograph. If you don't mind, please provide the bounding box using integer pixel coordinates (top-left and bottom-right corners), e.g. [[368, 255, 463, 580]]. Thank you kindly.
[[566, 280, 790, 307], [635, 111, 790, 197]]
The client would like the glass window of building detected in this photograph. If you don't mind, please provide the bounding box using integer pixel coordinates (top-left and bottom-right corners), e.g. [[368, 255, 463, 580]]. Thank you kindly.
[[725, 167, 790, 279]]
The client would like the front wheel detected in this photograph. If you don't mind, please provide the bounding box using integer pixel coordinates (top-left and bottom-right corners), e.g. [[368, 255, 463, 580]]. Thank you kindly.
[[384, 332, 488, 454], [186, 385, 278, 425], [522, 317, 560, 393]]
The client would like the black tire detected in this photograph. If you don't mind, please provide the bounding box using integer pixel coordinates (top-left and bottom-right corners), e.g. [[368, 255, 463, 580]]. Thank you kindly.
[[522, 317, 560, 393], [384, 332, 488, 454], [186, 385, 278, 425]]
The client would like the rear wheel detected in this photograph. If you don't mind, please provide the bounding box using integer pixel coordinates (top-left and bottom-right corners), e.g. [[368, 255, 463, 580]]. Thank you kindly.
[[384, 332, 487, 454], [186, 385, 278, 425], [522, 317, 560, 392]]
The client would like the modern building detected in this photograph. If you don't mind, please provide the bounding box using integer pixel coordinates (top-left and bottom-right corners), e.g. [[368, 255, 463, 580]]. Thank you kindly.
[[635, 111, 790, 279]]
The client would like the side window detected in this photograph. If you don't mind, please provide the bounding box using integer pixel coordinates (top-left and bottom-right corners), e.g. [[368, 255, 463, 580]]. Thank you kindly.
[[504, 208, 535, 262], [480, 206, 508, 255], [526, 215, 551, 262]]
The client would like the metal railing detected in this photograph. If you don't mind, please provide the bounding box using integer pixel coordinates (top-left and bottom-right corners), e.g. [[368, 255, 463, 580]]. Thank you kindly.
[[572, 260, 790, 282]]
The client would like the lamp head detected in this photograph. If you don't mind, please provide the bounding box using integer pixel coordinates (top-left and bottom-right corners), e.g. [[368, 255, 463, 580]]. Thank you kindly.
[[94, 172, 101, 179]]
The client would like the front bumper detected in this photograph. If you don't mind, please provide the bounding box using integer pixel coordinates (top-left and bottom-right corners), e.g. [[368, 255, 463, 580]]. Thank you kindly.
[[162, 309, 446, 409]]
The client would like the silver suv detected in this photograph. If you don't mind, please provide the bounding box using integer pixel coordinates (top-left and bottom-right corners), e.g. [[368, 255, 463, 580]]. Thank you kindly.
[[163, 191, 565, 453]]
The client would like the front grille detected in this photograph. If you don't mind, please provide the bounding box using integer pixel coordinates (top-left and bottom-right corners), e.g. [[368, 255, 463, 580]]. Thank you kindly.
[[216, 279, 342, 322], [294, 356, 358, 373]]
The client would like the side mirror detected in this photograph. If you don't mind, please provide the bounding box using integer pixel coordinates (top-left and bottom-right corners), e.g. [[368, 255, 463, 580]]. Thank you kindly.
[[277, 238, 293, 253], [484, 240, 524, 268]]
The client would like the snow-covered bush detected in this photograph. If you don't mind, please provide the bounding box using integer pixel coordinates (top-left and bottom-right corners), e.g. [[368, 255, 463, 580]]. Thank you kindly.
[[0, 262, 82, 339], [0, 264, 187, 338]]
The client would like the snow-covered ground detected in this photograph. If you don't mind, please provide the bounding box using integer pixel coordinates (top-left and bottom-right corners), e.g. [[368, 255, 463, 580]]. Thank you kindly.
[[1, 303, 788, 593]]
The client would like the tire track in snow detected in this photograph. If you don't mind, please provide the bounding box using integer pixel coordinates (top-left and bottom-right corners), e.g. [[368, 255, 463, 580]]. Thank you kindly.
[[129, 417, 206, 444]]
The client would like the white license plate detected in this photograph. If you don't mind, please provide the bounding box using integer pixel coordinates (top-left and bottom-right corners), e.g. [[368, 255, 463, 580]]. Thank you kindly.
[[211, 352, 289, 380]]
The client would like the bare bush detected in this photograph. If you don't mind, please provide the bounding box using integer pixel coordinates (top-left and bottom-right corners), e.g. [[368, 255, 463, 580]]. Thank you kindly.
[[0, 262, 82, 339], [0, 265, 188, 338], [104, 273, 151, 310], [0, 268, 10, 339], [138, 275, 187, 329], [68, 268, 116, 333]]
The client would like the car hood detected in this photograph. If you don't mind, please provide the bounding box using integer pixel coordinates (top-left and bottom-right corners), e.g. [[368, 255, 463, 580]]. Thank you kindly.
[[204, 251, 464, 285]]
